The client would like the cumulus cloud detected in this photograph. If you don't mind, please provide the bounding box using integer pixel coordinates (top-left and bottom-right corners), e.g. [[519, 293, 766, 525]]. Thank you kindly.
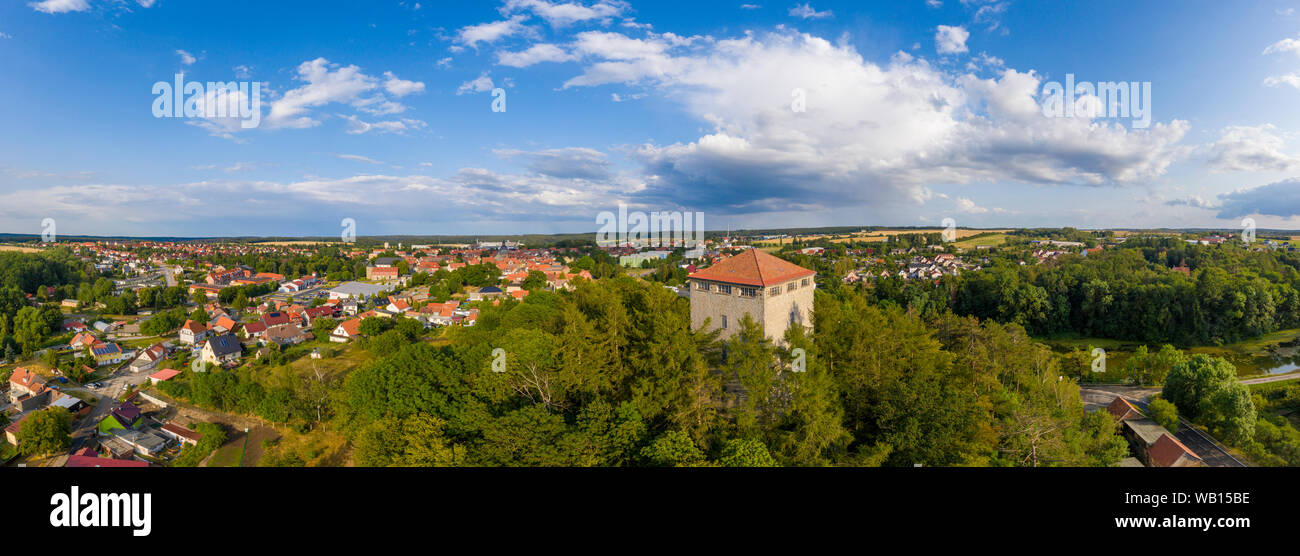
[[496, 43, 579, 67], [1215, 179, 1300, 218], [935, 25, 970, 54], [176, 50, 197, 65], [553, 30, 1188, 216], [28, 0, 89, 14], [456, 73, 496, 95], [788, 3, 833, 19], [502, 0, 627, 27], [494, 147, 613, 180], [260, 58, 423, 130], [1202, 125, 1300, 173], [456, 15, 536, 48]]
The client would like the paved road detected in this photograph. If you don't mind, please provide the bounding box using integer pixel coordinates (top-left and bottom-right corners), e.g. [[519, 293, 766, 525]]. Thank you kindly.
[[1080, 385, 1248, 467], [66, 364, 153, 450]]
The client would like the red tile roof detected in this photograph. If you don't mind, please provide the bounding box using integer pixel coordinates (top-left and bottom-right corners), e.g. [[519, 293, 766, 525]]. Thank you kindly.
[[1106, 397, 1142, 421], [149, 368, 181, 381], [687, 249, 815, 287], [1149, 433, 1202, 467]]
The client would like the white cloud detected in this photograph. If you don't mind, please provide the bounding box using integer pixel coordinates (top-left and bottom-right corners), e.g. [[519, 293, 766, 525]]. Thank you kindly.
[[496, 43, 578, 67], [788, 3, 833, 19], [456, 73, 496, 95], [456, 15, 536, 48], [1263, 72, 1300, 89], [335, 154, 384, 164], [935, 25, 970, 54], [382, 71, 426, 96], [28, 0, 89, 14], [502, 0, 628, 27], [265, 58, 387, 129], [176, 49, 196, 66], [342, 115, 427, 135], [1202, 124, 1300, 172], [557, 31, 1188, 215], [1264, 35, 1300, 56]]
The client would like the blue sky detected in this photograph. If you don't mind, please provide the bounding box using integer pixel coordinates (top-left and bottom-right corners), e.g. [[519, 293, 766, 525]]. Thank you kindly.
[[2, 0, 1300, 237]]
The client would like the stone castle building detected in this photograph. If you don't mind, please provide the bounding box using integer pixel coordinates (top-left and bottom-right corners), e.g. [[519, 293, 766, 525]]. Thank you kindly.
[[687, 249, 816, 343]]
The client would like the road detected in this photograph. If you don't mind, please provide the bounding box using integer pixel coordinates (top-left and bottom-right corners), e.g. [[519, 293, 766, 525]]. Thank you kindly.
[[1080, 385, 1248, 467], [66, 362, 154, 450]]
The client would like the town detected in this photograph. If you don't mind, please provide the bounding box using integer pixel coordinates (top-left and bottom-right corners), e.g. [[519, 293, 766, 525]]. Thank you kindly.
[[1, 224, 1298, 469]]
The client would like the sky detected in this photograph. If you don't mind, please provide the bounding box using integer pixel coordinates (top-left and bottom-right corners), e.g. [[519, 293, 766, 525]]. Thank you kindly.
[[2, 0, 1300, 237]]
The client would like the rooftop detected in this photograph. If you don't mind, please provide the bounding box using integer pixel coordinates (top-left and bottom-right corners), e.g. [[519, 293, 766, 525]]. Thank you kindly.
[[687, 249, 816, 287]]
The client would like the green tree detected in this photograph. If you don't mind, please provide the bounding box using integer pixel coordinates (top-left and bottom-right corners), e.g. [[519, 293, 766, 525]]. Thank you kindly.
[[1148, 398, 1179, 432], [16, 408, 72, 456]]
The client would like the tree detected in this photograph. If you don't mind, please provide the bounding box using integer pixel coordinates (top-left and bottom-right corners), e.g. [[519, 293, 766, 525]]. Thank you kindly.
[[522, 270, 547, 292], [1148, 398, 1179, 432], [641, 430, 706, 467], [1163, 354, 1256, 444], [232, 291, 248, 311], [16, 408, 72, 456], [718, 438, 778, 467]]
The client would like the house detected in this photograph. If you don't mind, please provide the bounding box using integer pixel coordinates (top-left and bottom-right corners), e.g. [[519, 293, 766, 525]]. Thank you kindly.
[[200, 334, 243, 366], [64, 446, 149, 468], [367, 266, 401, 280], [8, 367, 52, 410], [148, 368, 181, 384], [5, 413, 32, 446], [178, 319, 210, 345], [265, 323, 311, 346], [91, 342, 131, 366], [98, 401, 144, 434], [159, 423, 203, 446], [385, 297, 411, 313], [687, 248, 816, 344], [330, 318, 362, 343], [210, 315, 239, 334], [128, 343, 168, 373], [69, 331, 98, 349]]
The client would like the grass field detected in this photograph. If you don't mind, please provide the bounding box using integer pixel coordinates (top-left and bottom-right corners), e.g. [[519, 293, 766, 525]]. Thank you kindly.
[[953, 233, 1010, 249], [0, 245, 43, 253]]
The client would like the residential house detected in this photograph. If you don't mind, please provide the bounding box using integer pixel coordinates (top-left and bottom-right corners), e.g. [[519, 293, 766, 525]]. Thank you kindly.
[[8, 367, 52, 410], [178, 319, 210, 345], [159, 423, 203, 446], [128, 343, 168, 373], [330, 318, 362, 343], [98, 401, 144, 434], [91, 342, 131, 366], [200, 334, 243, 366]]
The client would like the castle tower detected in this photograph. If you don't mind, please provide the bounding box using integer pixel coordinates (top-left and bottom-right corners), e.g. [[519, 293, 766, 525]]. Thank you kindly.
[[687, 249, 816, 343]]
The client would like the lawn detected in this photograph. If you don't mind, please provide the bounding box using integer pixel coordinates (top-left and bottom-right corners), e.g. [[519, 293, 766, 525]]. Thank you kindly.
[[954, 233, 1010, 249]]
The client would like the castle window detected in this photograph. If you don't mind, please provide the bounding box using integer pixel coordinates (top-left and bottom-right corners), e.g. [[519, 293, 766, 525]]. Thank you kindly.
[[787, 282, 797, 292], [721, 315, 728, 329], [696, 281, 710, 291], [801, 278, 811, 287], [769, 287, 781, 296], [740, 287, 758, 297], [718, 285, 732, 295]]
